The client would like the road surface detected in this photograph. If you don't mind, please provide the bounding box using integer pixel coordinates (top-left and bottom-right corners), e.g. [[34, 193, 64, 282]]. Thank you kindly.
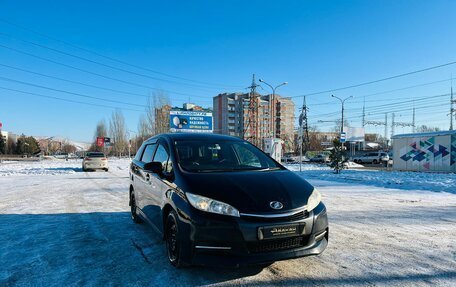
[[0, 159, 455, 286]]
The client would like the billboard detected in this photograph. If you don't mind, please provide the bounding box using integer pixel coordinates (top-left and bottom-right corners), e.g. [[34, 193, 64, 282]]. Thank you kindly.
[[96, 137, 104, 147], [169, 110, 213, 133], [343, 127, 365, 142]]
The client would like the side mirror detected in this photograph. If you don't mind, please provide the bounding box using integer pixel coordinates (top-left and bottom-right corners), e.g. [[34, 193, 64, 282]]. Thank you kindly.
[[144, 161, 163, 174]]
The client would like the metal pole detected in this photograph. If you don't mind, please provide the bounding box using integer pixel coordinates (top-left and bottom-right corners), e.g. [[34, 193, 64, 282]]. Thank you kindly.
[[341, 101, 344, 133]]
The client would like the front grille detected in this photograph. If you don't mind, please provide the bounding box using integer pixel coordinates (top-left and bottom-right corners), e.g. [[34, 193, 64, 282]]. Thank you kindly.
[[247, 236, 308, 253], [241, 210, 309, 223]]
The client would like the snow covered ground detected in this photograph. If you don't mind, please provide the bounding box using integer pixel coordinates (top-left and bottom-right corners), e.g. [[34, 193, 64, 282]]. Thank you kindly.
[[0, 159, 455, 286], [286, 163, 456, 194]]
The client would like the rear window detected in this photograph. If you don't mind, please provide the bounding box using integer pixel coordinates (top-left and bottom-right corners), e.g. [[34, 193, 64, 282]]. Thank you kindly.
[[87, 152, 105, 158]]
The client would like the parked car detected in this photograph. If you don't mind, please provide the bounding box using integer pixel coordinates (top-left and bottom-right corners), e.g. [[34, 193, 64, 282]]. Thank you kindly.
[[82, 152, 108, 171], [309, 154, 330, 163], [129, 133, 328, 267], [352, 152, 389, 164]]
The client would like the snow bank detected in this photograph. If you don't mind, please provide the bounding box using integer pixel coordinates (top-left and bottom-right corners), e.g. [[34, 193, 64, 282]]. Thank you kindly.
[[285, 164, 456, 194], [0, 158, 131, 177]]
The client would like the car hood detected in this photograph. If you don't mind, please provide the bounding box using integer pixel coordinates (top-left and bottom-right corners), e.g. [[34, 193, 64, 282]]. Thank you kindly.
[[179, 169, 314, 213]]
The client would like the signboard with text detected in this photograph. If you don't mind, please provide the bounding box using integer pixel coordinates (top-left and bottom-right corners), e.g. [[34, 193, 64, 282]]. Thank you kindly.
[[96, 137, 104, 147], [169, 111, 213, 133], [340, 132, 346, 143]]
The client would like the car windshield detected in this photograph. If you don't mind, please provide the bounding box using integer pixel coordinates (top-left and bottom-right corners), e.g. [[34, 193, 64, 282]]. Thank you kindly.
[[175, 140, 282, 172]]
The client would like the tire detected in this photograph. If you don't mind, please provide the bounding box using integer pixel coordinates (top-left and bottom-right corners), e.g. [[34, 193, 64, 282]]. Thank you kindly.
[[373, 159, 378, 164], [165, 210, 183, 268], [104, 168, 109, 172], [82, 166, 87, 172], [130, 192, 143, 224]]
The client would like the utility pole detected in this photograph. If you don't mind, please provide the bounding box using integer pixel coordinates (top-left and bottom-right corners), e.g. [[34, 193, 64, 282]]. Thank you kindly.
[[412, 107, 416, 133], [451, 86, 454, 130], [245, 74, 260, 147], [298, 96, 309, 172], [362, 97, 366, 128], [365, 113, 388, 148], [258, 79, 288, 139], [331, 95, 353, 134], [391, 112, 414, 138]]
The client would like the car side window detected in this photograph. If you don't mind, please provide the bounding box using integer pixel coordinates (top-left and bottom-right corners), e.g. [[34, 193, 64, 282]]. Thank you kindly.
[[141, 144, 157, 163], [153, 144, 172, 173], [232, 143, 262, 168], [134, 144, 146, 161]]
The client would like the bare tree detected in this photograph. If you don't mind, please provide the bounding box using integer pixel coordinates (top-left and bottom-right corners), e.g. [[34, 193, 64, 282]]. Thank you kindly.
[[138, 114, 151, 141], [61, 140, 77, 154], [109, 110, 128, 156], [332, 119, 350, 133], [145, 90, 171, 135], [416, 125, 440, 133], [90, 120, 108, 151]]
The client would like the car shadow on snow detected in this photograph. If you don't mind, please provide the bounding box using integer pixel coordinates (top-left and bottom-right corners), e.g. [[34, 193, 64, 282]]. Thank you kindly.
[[0, 212, 265, 287], [42, 167, 84, 172]]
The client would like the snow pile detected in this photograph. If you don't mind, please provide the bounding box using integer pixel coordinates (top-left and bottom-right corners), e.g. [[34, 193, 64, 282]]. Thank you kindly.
[[0, 158, 131, 176], [285, 163, 330, 171], [344, 161, 364, 168]]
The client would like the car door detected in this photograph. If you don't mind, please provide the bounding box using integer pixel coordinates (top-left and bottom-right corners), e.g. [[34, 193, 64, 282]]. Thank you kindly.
[[144, 140, 174, 231], [136, 142, 158, 212]]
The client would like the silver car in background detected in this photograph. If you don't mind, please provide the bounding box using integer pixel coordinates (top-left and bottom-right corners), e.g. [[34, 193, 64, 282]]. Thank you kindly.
[[82, 152, 109, 172]]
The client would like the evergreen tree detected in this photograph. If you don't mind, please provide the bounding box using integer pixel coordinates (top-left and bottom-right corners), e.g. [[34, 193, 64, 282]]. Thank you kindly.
[[15, 135, 40, 155], [329, 138, 348, 174]]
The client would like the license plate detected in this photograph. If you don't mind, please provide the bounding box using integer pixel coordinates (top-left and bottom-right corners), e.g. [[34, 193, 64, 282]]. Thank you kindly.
[[258, 224, 304, 240]]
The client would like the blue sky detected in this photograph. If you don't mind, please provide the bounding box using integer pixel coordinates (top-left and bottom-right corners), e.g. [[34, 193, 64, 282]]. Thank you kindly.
[[1, 0, 456, 142]]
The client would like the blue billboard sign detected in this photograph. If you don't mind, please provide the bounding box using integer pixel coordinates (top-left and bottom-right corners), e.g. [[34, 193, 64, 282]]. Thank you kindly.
[[169, 111, 213, 133]]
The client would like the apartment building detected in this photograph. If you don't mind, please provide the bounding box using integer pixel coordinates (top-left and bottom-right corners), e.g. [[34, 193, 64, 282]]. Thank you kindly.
[[213, 92, 295, 150]]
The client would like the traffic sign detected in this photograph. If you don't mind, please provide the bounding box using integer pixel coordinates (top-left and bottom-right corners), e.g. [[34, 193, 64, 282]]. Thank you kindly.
[[340, 132, 346, 143]]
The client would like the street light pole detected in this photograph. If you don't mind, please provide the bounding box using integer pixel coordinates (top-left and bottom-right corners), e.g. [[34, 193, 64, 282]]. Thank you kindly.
[[258, 79, 288, 139], [331, 95, 353, 134]]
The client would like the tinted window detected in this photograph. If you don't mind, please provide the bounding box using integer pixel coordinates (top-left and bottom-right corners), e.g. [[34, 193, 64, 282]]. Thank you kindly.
[[232, 144, 261, 167], [141, 144, 157, 163], [87, 152, 105, 158], [134, 144, 146, 161], [153, 144, 171, 173], [175, 140, 281, 172]]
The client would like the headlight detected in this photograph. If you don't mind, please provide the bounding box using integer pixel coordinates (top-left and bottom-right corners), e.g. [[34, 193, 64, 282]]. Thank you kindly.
[[307, 188, 322, 211], [186, 193, 240, 217]]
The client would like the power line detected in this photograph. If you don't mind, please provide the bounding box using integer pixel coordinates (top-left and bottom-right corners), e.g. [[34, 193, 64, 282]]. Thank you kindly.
[[0, 63, 148, 98], [307, 77, 455, 106], [0, 18, 243, 89], [309, 93, 450, 120], [291, 62, 456, 98], [0, 76, 147, 107], [0, 86, 143, 112], [0, 32, 231, 91], [0, 43, 212, 99]]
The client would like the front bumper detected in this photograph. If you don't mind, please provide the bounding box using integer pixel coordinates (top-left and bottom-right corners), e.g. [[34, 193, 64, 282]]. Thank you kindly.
[[178, 202, 329, 267]]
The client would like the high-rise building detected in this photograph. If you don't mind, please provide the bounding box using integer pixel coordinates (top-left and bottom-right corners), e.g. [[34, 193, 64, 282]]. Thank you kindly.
[[213, 92, 295, 151]]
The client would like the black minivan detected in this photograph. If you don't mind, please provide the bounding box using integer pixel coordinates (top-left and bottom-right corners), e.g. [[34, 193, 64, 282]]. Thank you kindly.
[[129, 133, 328, 267]]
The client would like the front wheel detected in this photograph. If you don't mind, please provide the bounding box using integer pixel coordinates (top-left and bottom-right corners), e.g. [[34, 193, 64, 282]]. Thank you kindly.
[[165, 210, 183, 267]]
